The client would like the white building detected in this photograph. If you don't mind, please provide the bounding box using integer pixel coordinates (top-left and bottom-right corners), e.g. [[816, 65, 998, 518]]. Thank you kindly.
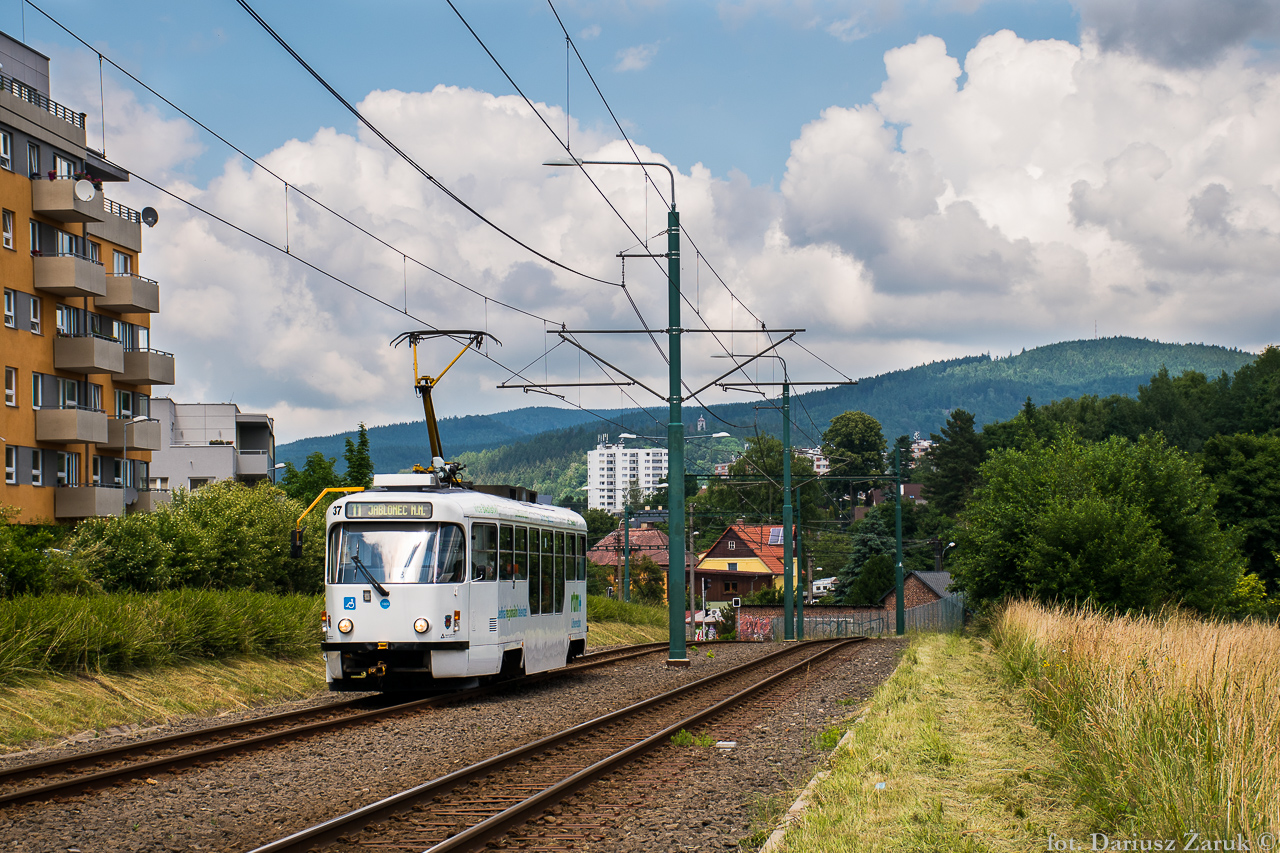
[[148, 399, 275, 491], [586, 436, 668, 513]]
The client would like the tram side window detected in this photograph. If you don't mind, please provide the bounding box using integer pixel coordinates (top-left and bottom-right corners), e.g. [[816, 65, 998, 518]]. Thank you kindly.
[[513, 526, 528, 582], [471, 523, 497, 582], [327, 527, 341, 582], [554, 531, 566, 613], [577, 534, 587, 581], [529, 527, 542, 614], [541, 528, 554, 615], [436, 525, 467, 584], [498, 525, 515, 582]]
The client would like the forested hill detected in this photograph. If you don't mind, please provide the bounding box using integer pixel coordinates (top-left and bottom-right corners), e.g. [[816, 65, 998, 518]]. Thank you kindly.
[[277, 337, 1256, 480]]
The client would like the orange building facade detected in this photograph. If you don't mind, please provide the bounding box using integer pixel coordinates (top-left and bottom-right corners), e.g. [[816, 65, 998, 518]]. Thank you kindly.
[[0, 32, 173, 523]]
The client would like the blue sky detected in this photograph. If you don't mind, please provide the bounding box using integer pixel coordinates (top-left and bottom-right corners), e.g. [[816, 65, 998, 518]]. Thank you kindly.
[[6, 1, 1280, 441]]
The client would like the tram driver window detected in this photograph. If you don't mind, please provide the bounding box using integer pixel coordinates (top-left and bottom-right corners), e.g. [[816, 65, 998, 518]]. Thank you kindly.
[[471, 523, 497, 582], [327, 522, 467, 585]]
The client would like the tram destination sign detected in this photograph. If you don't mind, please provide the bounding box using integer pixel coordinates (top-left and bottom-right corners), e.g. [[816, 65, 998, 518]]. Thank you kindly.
[[345, 502, 433, 519]]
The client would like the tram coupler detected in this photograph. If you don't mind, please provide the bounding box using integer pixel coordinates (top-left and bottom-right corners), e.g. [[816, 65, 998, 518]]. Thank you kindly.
[[368, 662, 387, 677]]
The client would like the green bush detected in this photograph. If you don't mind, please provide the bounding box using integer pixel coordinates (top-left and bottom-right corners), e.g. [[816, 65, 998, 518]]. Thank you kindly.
[[0, 589, 322, 684], [586, 594, 668, 628], [0, 506, 78, 596], [67, 481, 326, 595]]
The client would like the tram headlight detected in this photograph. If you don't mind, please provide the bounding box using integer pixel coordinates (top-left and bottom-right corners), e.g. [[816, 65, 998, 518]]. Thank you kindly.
[[413, 617, 430, 634], [337, 618, 354, 634]]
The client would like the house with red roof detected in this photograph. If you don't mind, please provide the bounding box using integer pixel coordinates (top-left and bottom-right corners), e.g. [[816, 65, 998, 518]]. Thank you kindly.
[[694, 524, 799, 609]]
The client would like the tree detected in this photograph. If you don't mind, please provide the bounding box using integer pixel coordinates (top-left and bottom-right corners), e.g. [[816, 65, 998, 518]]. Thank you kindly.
[[835, 509, 895, 605], [629, 554, 667, 606], [279, 452, 341, 504], [1200, 432, 1280, 592], [892, 434, 914, 482], [583, 507, 620, 546], [342, 423, 375, 488], [840, 554, 895, 607], [822, 411, 886, 482], [951, 433, 1244, 614], [922, 409, 985, 517]]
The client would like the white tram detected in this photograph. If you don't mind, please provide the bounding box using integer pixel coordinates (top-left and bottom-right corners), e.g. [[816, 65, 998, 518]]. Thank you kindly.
[[320, 472, 589, 691]]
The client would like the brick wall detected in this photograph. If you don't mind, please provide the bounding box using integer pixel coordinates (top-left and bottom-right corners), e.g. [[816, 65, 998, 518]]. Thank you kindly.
[[880, 574, 942, 611]]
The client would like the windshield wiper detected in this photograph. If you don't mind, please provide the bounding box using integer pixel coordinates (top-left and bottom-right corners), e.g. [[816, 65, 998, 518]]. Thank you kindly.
[[350, 553, 390, 598]]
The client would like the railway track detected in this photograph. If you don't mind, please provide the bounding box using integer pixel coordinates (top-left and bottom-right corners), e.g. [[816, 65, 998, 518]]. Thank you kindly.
[[249, 638, 864, 853], [0, 640, 673, 808]]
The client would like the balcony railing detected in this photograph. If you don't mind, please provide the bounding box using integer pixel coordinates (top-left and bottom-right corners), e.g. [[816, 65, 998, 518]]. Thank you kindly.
[[31, 178, 106, 223], [53, 332, 124, 374], [119, 347, 175, 386], [104, 198, 141, 222], [1, 73, 85, 128], [35, 405, 109, 444]]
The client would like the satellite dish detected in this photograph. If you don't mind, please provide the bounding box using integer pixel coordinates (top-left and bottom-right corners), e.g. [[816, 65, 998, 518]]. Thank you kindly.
[[73, 180, 96, 202], [141, 207, 159, 228]]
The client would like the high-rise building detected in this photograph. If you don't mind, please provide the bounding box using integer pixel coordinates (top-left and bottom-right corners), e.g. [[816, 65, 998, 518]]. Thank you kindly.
[[586, 437, 668, 513], [0, 32, 174, 523]]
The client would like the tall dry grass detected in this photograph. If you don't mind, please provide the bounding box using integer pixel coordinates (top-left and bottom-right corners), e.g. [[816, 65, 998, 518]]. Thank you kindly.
[[992, 600, 1280, 838]]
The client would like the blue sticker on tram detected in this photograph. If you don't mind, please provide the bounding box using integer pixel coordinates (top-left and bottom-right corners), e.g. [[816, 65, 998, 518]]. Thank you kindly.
[[379, 598, 391, 609], [343, 597, 356, 610]]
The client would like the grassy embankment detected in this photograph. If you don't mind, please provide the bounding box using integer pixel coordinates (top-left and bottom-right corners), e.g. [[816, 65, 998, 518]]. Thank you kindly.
[[768, 603, 1280, 851], [0, 591, 667, 750]]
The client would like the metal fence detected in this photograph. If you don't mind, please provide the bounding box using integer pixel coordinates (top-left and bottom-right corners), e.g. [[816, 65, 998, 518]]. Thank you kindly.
[[738, 594, 967, 641]]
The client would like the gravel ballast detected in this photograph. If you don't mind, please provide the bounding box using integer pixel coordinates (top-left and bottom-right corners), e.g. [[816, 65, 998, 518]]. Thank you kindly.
[[0, 639, 905, 852]]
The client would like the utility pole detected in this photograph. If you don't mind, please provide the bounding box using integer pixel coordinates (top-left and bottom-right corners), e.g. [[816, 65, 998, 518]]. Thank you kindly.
[[782, 381, 794, 641], [895, 447, 904, 636], [623, 504, 631, 602]]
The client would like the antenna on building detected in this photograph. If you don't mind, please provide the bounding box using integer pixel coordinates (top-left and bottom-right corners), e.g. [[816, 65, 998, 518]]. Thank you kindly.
[[141, 207, 159, 228], [73, 180, 96, 202]]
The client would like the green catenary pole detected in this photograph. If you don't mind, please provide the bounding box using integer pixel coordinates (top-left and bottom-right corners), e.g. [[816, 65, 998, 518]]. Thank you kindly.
[[622, 504, 631, 602], [895, 447, 904, 636], [666, 206, 688, 664], [795, 494, 804, 639], [782, 381, 794, 641]]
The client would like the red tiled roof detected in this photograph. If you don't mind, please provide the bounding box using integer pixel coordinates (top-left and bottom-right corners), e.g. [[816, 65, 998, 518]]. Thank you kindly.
[[587, 526, 674, 568], [703, 524, 793, 575]]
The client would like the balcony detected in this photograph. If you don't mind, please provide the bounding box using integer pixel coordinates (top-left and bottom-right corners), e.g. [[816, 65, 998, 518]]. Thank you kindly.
[[31, 177, 104, 223], [84, 199, 143, 252], [96, 274, 159, 314], [55, 485, 123, 519], [237, 450, 272, 481], [107, 417, 162, 451], [127, 490, 171, 514], [53, 334, 125, 374], [35, 406, 109, 444], [119, 348, 175, 386], [33, 253, 107, 298]]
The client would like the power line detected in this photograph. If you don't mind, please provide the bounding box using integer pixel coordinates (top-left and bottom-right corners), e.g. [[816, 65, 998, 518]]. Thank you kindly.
[[231, 0, 619, 288]]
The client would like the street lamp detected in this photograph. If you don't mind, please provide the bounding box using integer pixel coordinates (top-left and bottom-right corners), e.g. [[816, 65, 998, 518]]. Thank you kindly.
[[273, 461, 286, 484], [545, 155, 690, 667]]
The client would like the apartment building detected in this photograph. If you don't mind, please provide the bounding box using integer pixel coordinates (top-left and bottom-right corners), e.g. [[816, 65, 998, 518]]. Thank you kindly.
[[0, 32, 173, 523], [586, 436, 668, 513], [148, 400, 275, 491]]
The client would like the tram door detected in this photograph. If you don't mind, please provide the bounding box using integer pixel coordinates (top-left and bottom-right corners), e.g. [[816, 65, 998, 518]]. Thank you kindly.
[[470, 522, 500, 648]]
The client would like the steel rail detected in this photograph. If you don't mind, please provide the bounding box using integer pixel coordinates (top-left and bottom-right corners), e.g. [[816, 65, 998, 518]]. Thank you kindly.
[[248, 638, 860, 853], [0, 641, 672, 807]]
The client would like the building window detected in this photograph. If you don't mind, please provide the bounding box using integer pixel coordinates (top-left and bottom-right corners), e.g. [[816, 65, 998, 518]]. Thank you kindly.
[[4, 366, 15, 406], [113, 250, 132, 275], [30, 449, 43, 486], [56, 451, 79, 486], [55, 303, 73, 336], [3, 289, 12, 327], [92, 455, 101, 484], [727, 541, 735, 550], [1, 210, 12, 250], [30, 372, 43, 408], [4, 446, 14, 484], [116, 389, 132, 419], [29, 220, 39, 255], [727, 562, 738, 571], [54, 154, 74, 179], [0, 130, 10, 171], [723, 581, 738, 594], [29, 296, 40, 334], [56, 377, 78, 409], [89, 383, 102, 412], [27, 142, 38, 176], [189, 477, 212, 490], [87, 240, 100, 263]]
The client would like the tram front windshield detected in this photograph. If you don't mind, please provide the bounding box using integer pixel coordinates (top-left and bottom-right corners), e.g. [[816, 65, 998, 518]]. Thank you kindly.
[[328, 523, 465, 584]]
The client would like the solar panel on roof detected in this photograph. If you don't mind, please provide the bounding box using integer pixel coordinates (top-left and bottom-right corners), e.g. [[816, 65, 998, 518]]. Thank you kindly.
[[768, 527, 784, 545]]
